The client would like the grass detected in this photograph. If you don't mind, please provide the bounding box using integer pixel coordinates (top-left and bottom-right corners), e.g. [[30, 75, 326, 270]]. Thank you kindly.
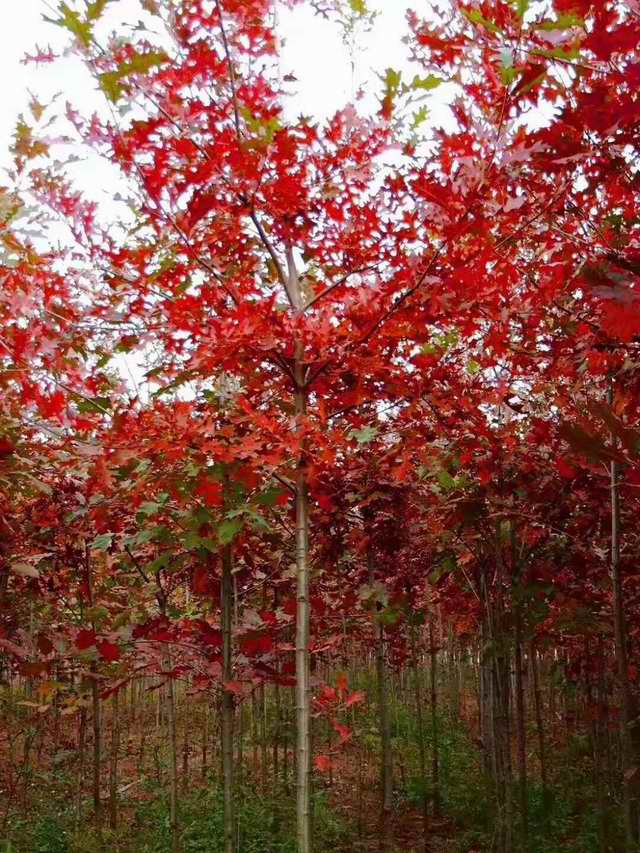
[[1, 776, 351, 853], [389, 697, 625, 853], [0, 673, 627, 853]]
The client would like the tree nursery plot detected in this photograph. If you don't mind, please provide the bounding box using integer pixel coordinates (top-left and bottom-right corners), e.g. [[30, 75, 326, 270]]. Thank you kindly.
[[1, 1, 640, 851]]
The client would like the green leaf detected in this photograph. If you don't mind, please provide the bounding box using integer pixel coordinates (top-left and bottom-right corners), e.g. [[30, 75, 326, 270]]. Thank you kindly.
[[0, 189, 23, 225], [255, 487, 284, 507], [183, 531, 217, 552], [98, 73, 124, 104], [383, 67, 402, 96], [533, 45, 581, 62], [500, 47, 514, 69], [511, 0, 530, 17], [249, 514, 271, 532], [437, 470, 456, 491], [241, 109, 283, 145], [77, 396, 112, 414], [138, 501, 162, 517], [91, 532, 114, 551], [87, 0, 114, 21], [44, 3, 93, 47], [99, 51, 168, 103], [218, 519, 242, 545], [86, 605, 109, 626], [146, 553, 172, 574], [466, 360, 481, 376], [410, 74, 443, 91], [349, 0, 368, 13], [463, 8, 501, 33], [378, 606, 401, 626], [429, 555, 455, 585], [25, 475, 53, 496], [536, 13, 584, 31], [407, 608, 426, 627], [350, 426, 378, 444], [411, 105, 430, 130], [124, 526, 168, 548], [501, 65, 519, 86]]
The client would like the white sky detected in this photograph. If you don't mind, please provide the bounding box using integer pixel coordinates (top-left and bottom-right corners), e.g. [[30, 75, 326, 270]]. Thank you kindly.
[[1, 1, 453, 399], [0, 0, 451, 171]]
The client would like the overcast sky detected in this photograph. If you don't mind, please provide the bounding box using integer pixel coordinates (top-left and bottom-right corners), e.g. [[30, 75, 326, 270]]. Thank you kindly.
[[0, 0, 462, 236], [0, 1, 442, 167], [0, 1, 446, 397]]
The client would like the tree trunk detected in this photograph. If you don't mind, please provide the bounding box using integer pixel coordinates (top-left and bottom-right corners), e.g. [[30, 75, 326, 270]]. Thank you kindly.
[[91, 667, 102, 828], [221, 538, 236, 853], [201, 703, 209, 780], [182, 701, 189, 791], [514, 605, 528, 844], [530, 642, 547, 795], [109, 689, 120, 829], [411, 625, 429, 852], [376, 619, 393, 849], [429, 617, 441, 817], [157, 579, 180, 853], [609, 378, 640, 849], [365, 518, 393, 850], [260, 683, 268, 789], [75, 706, 87, 830], [85, 548, 102, 831], [274, 678, 281, 785], [165, 657, 180, 853], [294, 342, 312, 853]]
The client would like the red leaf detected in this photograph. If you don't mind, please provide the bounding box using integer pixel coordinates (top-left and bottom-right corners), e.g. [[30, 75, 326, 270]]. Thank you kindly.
[[345, 690, 366, 708], [240, 633, 274, 656], [585, 22, 640, 62], [0, 438, 15, 458], [37, 634, 54, 655], [316, 493, 333, 511], [75, 629, 96, 650], [511, 64, 546, 99], [478, 466, 492, 486], [192, 565, 211, 595], [332, 720, 352, 743], [557, 457, 577, 480], [236, 465, 260, 490], [314, 754, 333, 773], [19, 661, 49, 677], [0, 637, 28, 659], [195, 478, 223, 508], [336, 672, 348, 693], [186, 192, 217, 232], [38, 389, 66, 420], [554, 0, 591, 12], [97, 640, 121, 662], [600, 300, 640, 343], [321, 685, 338, 702]]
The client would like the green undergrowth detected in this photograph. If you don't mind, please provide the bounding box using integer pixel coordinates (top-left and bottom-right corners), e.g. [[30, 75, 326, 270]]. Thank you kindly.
[[387, 698, 624, 853], [338, 669, 624, 852], [1, 672, 626, 853], [1, 778, 350, 853]]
